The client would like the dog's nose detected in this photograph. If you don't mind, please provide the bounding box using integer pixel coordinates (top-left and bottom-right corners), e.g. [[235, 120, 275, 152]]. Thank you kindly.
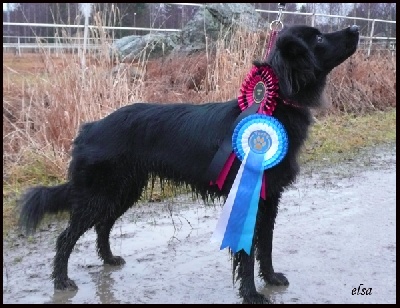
[[349, 25, 359, 33]]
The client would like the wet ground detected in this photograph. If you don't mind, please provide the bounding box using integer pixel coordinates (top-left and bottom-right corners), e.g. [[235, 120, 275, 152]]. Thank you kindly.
[[3, 144, 396, 304]]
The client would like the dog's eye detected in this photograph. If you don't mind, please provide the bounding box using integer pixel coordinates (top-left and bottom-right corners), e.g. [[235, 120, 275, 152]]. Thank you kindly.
[[316, 35, 323, 43]]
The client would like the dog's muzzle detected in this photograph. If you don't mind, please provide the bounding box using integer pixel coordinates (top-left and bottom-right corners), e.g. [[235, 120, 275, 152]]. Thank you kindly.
[[349, 25, 359, 33]]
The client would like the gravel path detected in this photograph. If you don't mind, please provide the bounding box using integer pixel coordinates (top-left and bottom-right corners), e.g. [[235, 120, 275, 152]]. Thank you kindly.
[[3, 144, 396, 304]]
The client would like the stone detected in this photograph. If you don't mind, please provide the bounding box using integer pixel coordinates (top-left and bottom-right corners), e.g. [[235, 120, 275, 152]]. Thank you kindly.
[[111, 3, 267, 60]]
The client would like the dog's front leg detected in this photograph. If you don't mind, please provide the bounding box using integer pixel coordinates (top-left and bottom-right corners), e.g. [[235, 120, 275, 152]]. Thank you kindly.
[[233, 249, 270, 304], [255, 195, 289, 286]]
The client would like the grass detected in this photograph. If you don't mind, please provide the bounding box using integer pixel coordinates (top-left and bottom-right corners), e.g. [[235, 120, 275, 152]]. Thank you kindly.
[[3, 151, 66, 235], [301, 108, 396, 164]]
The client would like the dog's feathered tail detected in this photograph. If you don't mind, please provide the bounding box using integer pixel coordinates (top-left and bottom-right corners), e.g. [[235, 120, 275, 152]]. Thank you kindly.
[[18, 183, 72, 234]]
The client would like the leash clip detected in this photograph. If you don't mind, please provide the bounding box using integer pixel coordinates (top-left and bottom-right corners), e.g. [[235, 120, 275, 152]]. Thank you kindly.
[[270, 3, 285, 31]]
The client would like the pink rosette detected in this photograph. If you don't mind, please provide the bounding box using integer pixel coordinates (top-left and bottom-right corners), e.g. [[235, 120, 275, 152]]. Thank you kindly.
[[238, 65, 280, 115]]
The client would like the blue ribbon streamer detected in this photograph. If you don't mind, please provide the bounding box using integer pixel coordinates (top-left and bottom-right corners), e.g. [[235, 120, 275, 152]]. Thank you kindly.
[[212, 114, 288, 255], [220, 150, 264, 254]]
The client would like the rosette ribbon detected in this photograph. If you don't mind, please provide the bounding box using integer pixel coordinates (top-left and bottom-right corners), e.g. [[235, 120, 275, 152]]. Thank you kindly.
[[211, 114, 288, 254], [207, 64, 280, 198], [238, 65, 279, 115]]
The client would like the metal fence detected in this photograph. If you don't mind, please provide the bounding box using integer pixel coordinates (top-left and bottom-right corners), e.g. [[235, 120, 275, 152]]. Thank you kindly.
[[3, 3, 396, 57]]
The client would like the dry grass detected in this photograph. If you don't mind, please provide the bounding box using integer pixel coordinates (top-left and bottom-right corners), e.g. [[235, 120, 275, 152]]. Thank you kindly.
[[326, 51, 396, 114], [3, 28, 396, 179], [2, 22, 396, 234]]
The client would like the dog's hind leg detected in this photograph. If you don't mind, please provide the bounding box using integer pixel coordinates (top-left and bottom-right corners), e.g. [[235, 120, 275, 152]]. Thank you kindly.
[[95, 175, 147, 266], [53, 212, 96, 291], [233, 249, 270, 304], [255, 195, 289, 286], [95, 216, 127, 266]]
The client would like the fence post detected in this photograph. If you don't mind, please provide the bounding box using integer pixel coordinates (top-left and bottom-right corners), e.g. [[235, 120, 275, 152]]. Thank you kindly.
[[368, 19, 375, 57], [17, 36, 21, 56], [55, 36, 59, 57]]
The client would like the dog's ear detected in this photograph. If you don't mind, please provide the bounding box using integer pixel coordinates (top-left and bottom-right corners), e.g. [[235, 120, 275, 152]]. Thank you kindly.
[[276, 35, 310, 59], [270, 33, 319, 98]]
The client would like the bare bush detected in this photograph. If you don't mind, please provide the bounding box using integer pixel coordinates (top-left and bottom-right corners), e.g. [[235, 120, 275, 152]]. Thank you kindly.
[[327, 51, 396, 114]]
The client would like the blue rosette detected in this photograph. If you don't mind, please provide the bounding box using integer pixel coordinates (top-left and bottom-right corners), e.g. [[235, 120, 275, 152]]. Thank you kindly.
[[232, 114, 288, 170], [211, 114, 288, 254]]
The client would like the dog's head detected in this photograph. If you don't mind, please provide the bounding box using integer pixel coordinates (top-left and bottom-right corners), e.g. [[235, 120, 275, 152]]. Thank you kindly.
[[265, 25, 359, 107]]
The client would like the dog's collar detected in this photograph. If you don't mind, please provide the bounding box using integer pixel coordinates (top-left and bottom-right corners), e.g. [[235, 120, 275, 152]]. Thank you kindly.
[[281, 98, 303, 109]]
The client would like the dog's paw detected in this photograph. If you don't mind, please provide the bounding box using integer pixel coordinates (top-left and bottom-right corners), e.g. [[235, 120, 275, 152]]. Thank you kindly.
[[266, 272, 289, 286], [54, 278, 78, 291], [104, 256, 126, 266], [242, 293, 271, 304]]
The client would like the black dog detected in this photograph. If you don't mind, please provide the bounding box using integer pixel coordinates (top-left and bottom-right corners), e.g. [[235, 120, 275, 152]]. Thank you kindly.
[[19, 25, 359, 304]]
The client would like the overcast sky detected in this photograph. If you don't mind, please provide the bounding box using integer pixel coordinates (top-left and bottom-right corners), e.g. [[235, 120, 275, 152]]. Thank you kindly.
[[3, 3, 18, 11]]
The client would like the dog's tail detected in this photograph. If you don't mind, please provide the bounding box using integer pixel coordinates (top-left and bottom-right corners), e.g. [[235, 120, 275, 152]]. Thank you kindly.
[[18, 182, 72, 234]]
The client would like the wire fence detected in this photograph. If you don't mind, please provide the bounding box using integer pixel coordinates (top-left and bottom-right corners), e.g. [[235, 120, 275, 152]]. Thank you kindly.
[[3, 3, 396, 57]]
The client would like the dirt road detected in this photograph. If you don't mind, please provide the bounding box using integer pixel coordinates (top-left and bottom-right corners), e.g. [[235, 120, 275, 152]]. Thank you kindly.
[[3, 144, 396, 304]]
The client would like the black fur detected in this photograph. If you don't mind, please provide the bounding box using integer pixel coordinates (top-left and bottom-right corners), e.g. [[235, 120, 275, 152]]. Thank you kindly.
[[18, 25, 359, 303]]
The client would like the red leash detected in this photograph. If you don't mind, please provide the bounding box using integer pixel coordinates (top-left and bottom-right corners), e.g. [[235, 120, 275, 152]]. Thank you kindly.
[[205, 4, 291, 194]]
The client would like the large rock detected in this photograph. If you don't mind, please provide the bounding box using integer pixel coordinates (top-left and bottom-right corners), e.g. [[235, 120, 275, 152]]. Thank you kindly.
[[111, 33, 180, 62], [112, 3, 267, 61], [180, 3, 267, 52]]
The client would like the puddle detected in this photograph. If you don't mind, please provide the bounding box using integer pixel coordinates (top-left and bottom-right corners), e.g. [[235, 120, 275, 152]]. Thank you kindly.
[[3, 144, 396, 304]]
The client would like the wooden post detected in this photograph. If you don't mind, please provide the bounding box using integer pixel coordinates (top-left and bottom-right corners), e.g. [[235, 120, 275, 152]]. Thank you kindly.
[[17, 37, 21, 56], [368, 19, 375, 57]]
